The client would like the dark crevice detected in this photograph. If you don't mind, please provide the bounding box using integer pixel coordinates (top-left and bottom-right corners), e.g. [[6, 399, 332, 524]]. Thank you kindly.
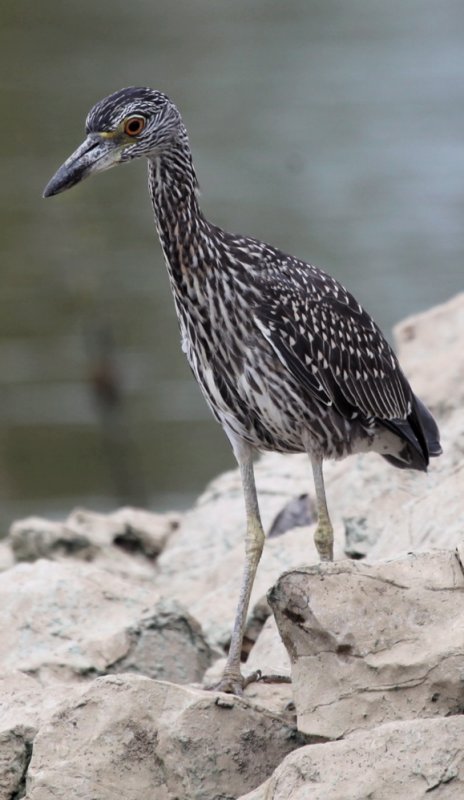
[[283, 608, 306, 626], [11, 738, 33, 800]]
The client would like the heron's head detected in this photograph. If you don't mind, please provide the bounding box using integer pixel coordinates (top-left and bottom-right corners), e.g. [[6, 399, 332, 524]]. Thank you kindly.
[[43, 87, 183, 198]]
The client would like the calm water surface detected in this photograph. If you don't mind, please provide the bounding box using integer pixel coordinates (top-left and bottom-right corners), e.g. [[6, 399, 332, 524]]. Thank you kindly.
[[0, 0, 463, 527]]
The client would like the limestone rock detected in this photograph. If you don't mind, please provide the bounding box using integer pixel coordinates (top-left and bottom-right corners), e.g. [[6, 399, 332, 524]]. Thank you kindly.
[[238, 716, 464, 799], [268, 550, 464, 738], [0, 727, 32, 800], [68, 506, 179, 559], [242, 616, 293, 717], [245, 615, 290, 681], [268, 493, 315, 538], [0, 671, 82, 733], [9, 516, 94, 561], [0, 560, 211, 683], [9, 505, 179, 581], [0, 672, 85, 800], [112, 597, 213, 683], [369, 462, 464, 560], [24, 674, 309, 800], [394, 292, 464, 416]]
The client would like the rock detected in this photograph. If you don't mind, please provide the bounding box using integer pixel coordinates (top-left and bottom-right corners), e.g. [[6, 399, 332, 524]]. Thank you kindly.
[[112, 597, 214, 683], [0, 671, 84, 732], [245, 615, 291, 682], [24, 674, 310, 800], [242, 616, 293, 718], [68, 506, 179, 559], [0, 727, 32, 800], [268, 494, 315, 538], [343, 514, 378, 559], [369, 462, 464, 560], [238, 716, 464, 799], [0, 672, 85, 800], [9, 516, 95, 561], [9, 506, 179, 581], [394, 292, 464, 417], [268, 549, 464, 738], [0, 560, 212, 683]]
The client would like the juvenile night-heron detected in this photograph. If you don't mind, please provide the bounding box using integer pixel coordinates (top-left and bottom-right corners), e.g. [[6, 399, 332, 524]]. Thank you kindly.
[[44, 87, 441, 694]]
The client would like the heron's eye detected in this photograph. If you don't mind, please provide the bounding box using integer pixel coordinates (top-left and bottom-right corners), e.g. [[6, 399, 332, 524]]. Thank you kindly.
[[123, 116, 146, 136]]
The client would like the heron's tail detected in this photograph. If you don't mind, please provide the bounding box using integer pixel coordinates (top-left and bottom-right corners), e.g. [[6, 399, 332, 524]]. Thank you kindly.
[[379, 394, 442, 472]]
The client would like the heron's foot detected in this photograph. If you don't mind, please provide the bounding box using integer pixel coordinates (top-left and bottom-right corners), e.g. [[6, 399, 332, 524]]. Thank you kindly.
[[210, 669, 292, 695], [211, 669, 263, 696]]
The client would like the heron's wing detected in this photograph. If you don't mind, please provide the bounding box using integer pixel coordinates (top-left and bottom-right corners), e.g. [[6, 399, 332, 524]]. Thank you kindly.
[[251, 260, 412, 422]]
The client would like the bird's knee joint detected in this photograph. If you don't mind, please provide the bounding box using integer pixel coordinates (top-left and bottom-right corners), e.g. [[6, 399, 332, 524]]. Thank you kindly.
[[245, 521, 264, 561], [314, 519, 334, 561]]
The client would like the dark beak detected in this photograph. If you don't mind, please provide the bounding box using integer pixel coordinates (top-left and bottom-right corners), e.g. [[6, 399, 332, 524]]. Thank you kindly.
[[43, 134, 122, 198]]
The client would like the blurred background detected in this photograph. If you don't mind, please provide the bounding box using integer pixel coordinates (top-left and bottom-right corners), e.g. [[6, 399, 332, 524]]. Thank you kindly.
[[0, 0, 463, 529]]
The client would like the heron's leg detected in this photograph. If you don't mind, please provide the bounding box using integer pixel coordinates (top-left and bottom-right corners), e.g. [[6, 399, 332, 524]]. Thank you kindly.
[[215, 435, 265, 694], [310, 456, 334, 561]]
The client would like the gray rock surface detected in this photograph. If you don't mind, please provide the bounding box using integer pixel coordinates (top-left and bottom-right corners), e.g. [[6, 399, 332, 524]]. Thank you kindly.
[[24, 674, 309, 800], [241, 616, 293, 717], [0, 672, 85, 800], [394, 291, 464, 416], [0, 727, 32, 800], [9, 505, 179, 581], [269, 549, 464, 738], [0, 559, 212, 683], [238, 716, 464, 799]]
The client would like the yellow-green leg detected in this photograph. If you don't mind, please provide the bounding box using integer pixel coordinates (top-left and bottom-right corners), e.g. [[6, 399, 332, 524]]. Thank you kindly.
[[311, 456, 334, 561], [215, 436, 265, 694]]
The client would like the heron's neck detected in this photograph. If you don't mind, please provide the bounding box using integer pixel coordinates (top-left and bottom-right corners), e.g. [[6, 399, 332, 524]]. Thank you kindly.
[[147, 134, 210, 286]]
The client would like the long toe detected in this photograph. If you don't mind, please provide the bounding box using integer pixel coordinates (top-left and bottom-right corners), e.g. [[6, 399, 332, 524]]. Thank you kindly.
[[211, 669, 264, 696]]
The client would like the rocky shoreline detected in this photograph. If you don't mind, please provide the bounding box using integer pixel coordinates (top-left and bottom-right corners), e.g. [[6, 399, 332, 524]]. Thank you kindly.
[[1, 293, 463, 799]]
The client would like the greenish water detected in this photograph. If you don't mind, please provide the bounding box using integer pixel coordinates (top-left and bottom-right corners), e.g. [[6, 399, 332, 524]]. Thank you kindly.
[[0, 0, 463, 527]]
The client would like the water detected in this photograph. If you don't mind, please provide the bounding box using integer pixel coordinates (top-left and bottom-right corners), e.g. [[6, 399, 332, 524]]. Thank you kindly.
[[0, 0, 463, 528]]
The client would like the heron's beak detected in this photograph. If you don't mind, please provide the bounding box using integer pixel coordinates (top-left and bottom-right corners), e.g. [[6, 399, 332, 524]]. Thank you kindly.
[[43, 133, 122, 198]]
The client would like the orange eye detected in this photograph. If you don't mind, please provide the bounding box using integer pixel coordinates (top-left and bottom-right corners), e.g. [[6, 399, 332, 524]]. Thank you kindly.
[[123, 116, 146, 136]]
